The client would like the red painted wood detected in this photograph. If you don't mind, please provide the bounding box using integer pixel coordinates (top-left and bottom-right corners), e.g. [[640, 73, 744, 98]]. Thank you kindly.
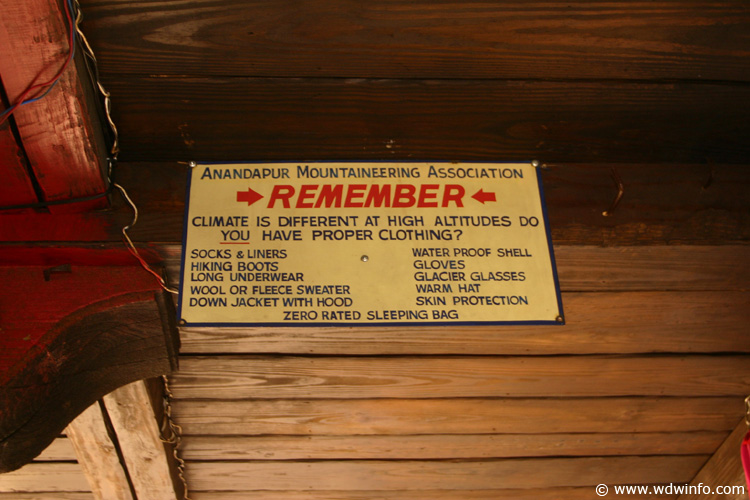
[[0, 125, 37, 208], [0, 0, 108, 212], [0, 266, 161, 377], [0, 211, 117, 241], [0, 245, 162, 266], [0, 289, 179, 472]]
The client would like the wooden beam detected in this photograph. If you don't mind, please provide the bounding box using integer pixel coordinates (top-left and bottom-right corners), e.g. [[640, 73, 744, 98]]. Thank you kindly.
[[678, 420, 749, 500], [181, 432, 727, 461], [173, 397, 740, 435], [36, 438, 77, 462], [101, 380, 181, 500], [552, 246, 750, 292], [65, 402, 134, 500], [1, 162, 748, 245], [107, 78, 750, 164], [80, 0, 750, 81], [76, 1, 750, 165], [0, 264, 179, 473], [182, 456, 708, 491], [0, 0, 108, 210], [0, 463, 90, 493], [0, 267, 166, 380], [62, 380, 183, 500], [0, 246, 163, 267], [172, 354, 750, 399]]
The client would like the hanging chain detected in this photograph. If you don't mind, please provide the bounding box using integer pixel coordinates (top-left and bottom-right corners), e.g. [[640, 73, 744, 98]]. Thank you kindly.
[[745, 395, 750, 428], [161, 375, 192, 500]]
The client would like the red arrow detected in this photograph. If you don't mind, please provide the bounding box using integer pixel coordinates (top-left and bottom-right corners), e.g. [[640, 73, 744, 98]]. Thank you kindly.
[[471, 189, 496, 204], [236, 188, 263, 206]]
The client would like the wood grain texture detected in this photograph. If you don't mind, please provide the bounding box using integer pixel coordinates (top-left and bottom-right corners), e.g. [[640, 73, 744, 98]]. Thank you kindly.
[[0, 266, 173, 379], [551, 245, 750, 291], [102, 381, 179, 500], [183, 456, 707, 491], [678, 420, 748, 500], [0, 463, 90, 493], [0, 126, 36, 208], [0, 495, 93, 500], [540, 163, 750, 245], [181, 432, 727, 460], [65, 402, 134, 500], [0, 0, 108, 208], [174, 397, 740, 435], [0, 286, 178, 473], [171, 355, 750, 399], [179, 291, 750, 355], [35, 438, 77, 462], [0, 211, 118, 242], [188, 490, 674, 500], [80, 0, 750, 81], [107, 78, 750, 164]]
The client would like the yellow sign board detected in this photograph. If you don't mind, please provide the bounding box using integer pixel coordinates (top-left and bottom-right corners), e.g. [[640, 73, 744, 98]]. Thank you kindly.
[[178, 162, 563, 326]]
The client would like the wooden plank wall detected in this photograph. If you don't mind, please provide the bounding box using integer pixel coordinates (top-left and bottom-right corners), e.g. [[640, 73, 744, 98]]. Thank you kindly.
[[72, 0, 749, 497], [0, 437, 93, 499], [165, 244, 750, 499], [2, 0, 748, 497]]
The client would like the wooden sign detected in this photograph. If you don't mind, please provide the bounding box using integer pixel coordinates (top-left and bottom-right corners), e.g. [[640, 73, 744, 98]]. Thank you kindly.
[[178, 162, 563, 326]]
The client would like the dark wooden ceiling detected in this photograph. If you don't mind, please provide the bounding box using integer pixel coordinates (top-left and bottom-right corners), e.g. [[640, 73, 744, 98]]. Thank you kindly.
[[78, 0, 750, 164]]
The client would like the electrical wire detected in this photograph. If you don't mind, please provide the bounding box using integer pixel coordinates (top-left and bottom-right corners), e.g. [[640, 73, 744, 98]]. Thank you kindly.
[[72, 1, 175, 296], [73, 0, 119, 159], [70, 1, 174, 295], [4, 5, 188, 489], [2, 0, 178, 298], [0, 0, 105, 212], [0, 0, 120, 212], [0, 0, 76, 125], [115, 183, 179, 295]]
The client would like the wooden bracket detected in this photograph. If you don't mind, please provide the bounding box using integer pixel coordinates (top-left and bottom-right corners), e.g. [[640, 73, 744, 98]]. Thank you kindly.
[[0, 265, 179, 473], [677, 419, 749, 499], [67, 379, 183, 500]]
